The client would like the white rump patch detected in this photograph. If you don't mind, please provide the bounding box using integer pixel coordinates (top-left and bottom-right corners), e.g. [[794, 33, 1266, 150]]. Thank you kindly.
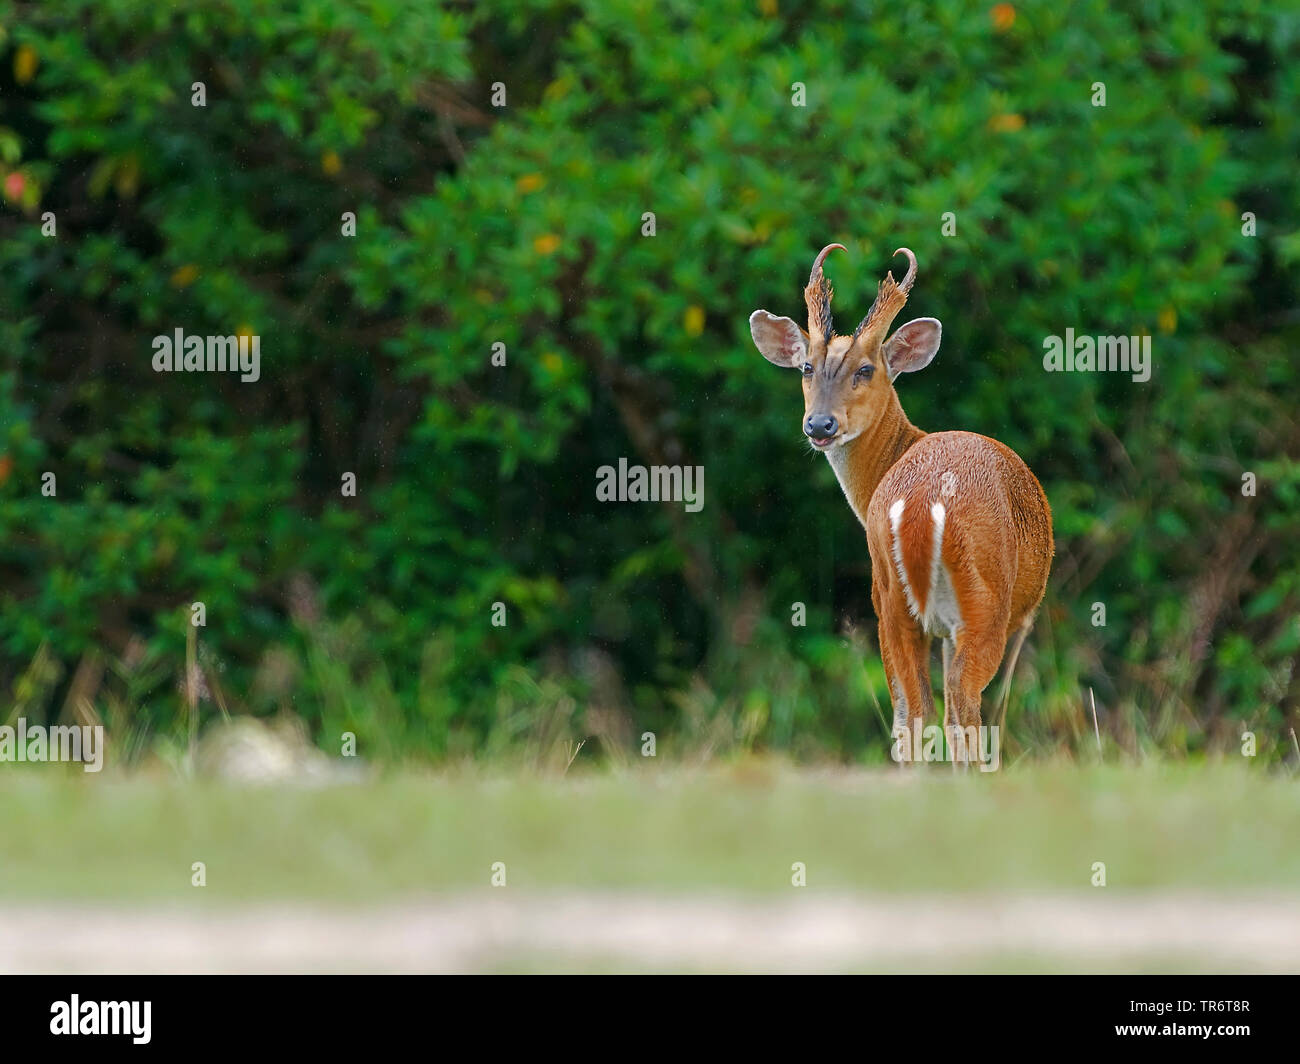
[[926, 501, 962, 638], [887, 497, 963, 636], [928, 503, 946, 614], [888, 497, 923, 620]]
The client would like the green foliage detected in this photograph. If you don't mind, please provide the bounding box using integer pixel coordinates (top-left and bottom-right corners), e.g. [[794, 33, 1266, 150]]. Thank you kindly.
[[0, 0, 1297, 764]]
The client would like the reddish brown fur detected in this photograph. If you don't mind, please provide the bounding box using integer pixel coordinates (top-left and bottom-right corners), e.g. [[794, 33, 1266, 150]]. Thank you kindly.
[[750, 246, 1054, 763], [857, 421, 1053, 763]]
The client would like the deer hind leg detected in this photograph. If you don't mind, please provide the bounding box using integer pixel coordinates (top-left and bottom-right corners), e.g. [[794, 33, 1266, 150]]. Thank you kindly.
[[945, 612, 1010, 767], [871, 540, 934, 765], [879, 608, 933, 765], [941, 636, 960, 771]]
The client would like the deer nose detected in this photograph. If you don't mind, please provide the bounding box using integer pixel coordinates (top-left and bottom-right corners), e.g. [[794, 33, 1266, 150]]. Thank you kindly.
[[805, 414, 838, 440]]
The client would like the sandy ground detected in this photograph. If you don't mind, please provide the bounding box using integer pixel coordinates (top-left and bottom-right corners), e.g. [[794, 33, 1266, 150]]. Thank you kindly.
[[3, 892, 1297, 973]]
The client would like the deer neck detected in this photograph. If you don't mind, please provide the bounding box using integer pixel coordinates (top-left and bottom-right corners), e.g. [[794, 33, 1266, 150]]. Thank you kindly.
[[824, 390, 925, 527]]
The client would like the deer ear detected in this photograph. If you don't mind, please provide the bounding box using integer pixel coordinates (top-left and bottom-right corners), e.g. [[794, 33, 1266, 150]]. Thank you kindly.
[[749, 310, 809, 368], [883, 317, 941, 381]]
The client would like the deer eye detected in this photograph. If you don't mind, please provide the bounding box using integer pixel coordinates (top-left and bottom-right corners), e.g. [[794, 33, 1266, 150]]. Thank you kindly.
[[801, 362, 813, 377], [853, 364, 875, 385]]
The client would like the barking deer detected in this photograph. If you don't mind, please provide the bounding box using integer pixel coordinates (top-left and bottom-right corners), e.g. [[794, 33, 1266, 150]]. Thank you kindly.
[[749, 244, 1053, 763]]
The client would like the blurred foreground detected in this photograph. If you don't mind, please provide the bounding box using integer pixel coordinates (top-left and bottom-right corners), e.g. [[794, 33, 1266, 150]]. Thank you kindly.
[[0, 761, 1295, 972], [5, 892, 1297, 974]]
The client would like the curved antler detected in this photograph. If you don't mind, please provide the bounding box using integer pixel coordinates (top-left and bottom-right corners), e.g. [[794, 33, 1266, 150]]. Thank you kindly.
[[809, 242, 847, 286], [892, 247, 917, 293], [852, 247, 919, 349], [804, 242, 846, 350]]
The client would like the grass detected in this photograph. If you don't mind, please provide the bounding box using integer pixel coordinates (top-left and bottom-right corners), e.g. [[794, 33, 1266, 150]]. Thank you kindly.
[[0, 759, 1295, 903]]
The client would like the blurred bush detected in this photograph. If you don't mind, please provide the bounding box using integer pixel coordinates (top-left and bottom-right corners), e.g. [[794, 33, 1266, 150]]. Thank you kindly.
[[0, 0, 1296, 764]]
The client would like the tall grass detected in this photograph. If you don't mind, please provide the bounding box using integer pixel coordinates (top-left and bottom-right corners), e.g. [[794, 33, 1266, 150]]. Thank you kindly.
[[4, 593, 1294, 772]]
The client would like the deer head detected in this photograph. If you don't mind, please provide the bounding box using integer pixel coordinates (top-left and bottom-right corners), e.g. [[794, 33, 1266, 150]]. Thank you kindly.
[[749, 245, 942, 451]]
